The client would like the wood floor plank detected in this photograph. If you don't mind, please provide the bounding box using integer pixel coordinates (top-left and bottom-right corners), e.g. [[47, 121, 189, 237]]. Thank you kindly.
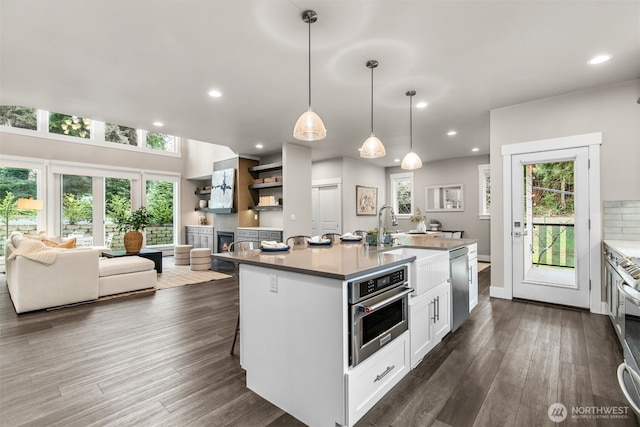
[[2, 266, 634, 427]]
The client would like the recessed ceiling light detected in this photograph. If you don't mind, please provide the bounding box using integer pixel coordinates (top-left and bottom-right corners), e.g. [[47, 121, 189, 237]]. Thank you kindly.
[[394, 158, 400, 162], [588, 55, 611, 65], [416, 102, 428, 109], [447, 131, 457, 136], [208, 89, 222, 97], [255, 143, 263, 149], [153, 121, 163, 127], [471, 147, 480, 152]]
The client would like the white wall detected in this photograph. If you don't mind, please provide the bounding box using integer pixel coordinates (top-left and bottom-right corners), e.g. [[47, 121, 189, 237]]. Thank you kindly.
[[283, 143, 312, 238], [387, 155, 491, 258], [490, 79, 640, 291]]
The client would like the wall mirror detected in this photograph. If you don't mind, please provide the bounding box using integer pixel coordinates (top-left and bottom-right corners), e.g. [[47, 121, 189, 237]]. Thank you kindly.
[[425, 184, 464, 211]]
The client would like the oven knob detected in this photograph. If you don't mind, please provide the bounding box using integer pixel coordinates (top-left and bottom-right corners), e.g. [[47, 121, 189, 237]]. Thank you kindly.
[[365, 307, 371, 313]]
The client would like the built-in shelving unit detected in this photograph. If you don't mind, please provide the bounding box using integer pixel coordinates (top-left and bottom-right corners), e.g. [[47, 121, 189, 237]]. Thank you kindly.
[[248, 162, 283, 210]]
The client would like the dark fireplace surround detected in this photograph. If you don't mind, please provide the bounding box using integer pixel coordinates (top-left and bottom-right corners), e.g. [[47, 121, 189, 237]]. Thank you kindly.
[[213, 231, 234, 273]]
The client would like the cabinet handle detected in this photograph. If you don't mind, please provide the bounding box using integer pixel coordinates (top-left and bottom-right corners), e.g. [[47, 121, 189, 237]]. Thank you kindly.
[[431, 300, 437, 323], [436, 296, 440, 322], [374, 365, 395, 383]]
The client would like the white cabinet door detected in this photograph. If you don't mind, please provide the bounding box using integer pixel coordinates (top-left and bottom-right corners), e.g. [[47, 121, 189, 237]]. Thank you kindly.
[[467, 243, 478, 312], [409, 293, 435, 368], [432, 281, 451, 342]]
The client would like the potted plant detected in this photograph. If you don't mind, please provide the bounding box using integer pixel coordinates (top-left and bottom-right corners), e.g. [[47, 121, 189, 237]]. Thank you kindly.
[[115, 206, 152, 253], [410, 208, 427, 233]]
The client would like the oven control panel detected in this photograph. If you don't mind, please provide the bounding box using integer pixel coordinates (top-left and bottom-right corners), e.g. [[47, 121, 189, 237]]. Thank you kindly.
[[349, 266, 407, 304]]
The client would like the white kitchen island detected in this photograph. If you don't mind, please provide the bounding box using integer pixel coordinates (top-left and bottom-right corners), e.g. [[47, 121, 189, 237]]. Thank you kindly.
[[214, 239, 476, 426]]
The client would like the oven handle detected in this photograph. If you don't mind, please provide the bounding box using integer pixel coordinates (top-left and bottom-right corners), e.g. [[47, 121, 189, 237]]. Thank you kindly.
[[618, 282, 640, 305], [357, 287, 414, 314], [617, 362, 640, 416]]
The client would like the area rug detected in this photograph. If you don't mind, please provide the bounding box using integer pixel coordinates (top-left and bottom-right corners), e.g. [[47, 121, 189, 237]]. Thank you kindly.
[[156, 258, 232, 290]]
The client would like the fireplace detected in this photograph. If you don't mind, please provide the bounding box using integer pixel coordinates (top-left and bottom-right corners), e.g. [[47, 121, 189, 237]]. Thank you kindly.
[[213, 231, 235, 272]]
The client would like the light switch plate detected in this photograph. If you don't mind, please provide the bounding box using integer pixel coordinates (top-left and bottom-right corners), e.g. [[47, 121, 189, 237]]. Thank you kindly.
[[270, 274, 277, 293]]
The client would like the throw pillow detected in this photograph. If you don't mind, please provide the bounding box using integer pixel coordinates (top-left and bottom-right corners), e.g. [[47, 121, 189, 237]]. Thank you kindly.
[[42, 237, 76, 249]]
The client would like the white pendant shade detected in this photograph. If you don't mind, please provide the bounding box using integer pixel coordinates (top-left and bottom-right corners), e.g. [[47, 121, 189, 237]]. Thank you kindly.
[[360, 133, 386, 158], [401, 150, 423, 170], [293, 107, 326, 141]]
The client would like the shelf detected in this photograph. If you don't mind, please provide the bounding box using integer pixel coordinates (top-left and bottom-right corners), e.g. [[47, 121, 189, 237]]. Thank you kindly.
[[195, 189, 211, 195], [194, 207, 237, 214], [249, 182, 282, 190], [250, 205, 283, 211], [248, 162, 282, 175]]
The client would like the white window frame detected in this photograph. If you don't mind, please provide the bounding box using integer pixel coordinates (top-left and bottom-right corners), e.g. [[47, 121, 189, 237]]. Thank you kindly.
[[478, 164, 490, 219], [1, 108, 181, 157], [390, 172, 414, 219]]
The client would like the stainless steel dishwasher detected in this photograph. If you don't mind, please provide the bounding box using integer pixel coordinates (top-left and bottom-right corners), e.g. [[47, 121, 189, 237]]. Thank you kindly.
[[450, 246, 469, 332]]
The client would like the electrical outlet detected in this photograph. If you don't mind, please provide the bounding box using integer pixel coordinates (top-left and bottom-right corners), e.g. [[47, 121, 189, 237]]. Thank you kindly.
[[270, 274, 277, 293], [290, 214, 296, 220]]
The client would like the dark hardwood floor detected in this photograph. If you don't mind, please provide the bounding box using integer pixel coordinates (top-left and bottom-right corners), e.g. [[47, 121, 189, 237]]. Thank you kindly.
[[0, 268, 637, 426]]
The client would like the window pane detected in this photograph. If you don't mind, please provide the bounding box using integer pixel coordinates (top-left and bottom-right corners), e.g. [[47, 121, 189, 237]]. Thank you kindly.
[[145, 179, 174, 245], [49, 113, 91, 138], [0, 106, 37, 130], [62, 175, 93, 241], [105, 178, 132, 251], [146, 132, 175, 152], [0, 167, 38, 256], [396, 180, 412, 214], [105, 123, 138, 145]]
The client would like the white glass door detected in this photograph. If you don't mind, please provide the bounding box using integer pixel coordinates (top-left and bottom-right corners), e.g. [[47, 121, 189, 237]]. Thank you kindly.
[[511, 147, 590, 308]]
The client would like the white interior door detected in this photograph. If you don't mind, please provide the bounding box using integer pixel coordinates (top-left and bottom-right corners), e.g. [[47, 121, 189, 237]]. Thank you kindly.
[[511, 147, 590, 308], [311, 184, 341, 236]]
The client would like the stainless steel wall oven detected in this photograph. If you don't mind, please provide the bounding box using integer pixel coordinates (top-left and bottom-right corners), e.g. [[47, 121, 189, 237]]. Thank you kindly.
[[349, 265, 412, 367]]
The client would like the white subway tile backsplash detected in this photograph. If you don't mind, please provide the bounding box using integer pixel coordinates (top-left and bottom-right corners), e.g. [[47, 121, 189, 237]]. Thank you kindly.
[[604, 200, 640, 241]]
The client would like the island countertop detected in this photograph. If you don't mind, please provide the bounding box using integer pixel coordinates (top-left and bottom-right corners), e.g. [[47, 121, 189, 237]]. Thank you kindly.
[[213, 236, 478, 280], [213, 243, 417, 280]]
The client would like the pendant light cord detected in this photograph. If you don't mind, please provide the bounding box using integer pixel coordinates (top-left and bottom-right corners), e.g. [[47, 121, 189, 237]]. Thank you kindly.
[[409, 93, 413, 150], [370, 66, 374, 134], [308, 19, 311, 108]]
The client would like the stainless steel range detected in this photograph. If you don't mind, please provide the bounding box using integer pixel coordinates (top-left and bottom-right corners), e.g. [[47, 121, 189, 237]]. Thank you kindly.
[[605, 243, 640, 419]]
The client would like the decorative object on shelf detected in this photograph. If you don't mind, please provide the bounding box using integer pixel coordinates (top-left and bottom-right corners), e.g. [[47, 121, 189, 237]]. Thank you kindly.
[[428, 218, 442, 231], [401, 90, 423, 170], [410, 208, 427, 232], [360, 60, 386, 158], [355, 185, 377, 216], [293, 9, 326, 141], [211, 168, 235, 209], [199, 200, 208, 209], [114, 206, 152, 253], [198, 215, 207, 225]]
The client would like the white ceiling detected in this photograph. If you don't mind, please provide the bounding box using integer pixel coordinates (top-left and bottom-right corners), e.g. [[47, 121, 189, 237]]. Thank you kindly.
[[1, 1, 639, 166]]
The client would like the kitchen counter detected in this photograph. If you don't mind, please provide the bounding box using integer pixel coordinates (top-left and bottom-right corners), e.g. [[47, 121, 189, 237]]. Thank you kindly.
[[213, 243, 416, 280], [603, 240, 640, 258], [393, 235, 478, 251], [237, 226, 283, 231]]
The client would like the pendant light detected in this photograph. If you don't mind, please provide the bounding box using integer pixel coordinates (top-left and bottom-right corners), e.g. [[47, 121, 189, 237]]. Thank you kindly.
[[401, 90, 423, 170], [360, 60, 386, 158], [293, 10, 326, 141]]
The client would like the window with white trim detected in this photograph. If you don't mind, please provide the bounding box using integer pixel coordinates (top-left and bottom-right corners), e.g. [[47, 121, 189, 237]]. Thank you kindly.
[[478, 164, 490, 219], [390, 172, 414, 217]]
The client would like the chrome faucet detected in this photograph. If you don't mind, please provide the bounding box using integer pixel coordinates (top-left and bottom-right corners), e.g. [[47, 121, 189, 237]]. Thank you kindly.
[[378, 204, 398, 247]]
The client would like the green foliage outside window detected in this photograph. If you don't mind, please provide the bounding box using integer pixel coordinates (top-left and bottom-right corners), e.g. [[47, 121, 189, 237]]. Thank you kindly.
[[0, 106, 37, 130], [146, 181, 174, 225], [396, 181, 412, 215], [146, 132, 174, 151], [63, 193, 92, 225], [105, 123, 138, 145], [531, 161, 574, 217], [49, 113, 91, 138]]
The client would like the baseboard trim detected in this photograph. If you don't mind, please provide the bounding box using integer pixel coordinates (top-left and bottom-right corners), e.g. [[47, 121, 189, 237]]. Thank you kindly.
[[490, 286, 510, 300], [478, 254, 491, 262]]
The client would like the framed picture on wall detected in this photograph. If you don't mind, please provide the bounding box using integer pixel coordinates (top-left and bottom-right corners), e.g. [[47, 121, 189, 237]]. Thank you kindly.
[[211, 168, 235, 209], [356, 185, 377, 216]]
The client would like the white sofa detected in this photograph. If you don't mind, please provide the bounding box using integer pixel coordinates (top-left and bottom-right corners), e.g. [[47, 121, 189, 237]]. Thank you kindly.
[[6, 233, 157, 313]]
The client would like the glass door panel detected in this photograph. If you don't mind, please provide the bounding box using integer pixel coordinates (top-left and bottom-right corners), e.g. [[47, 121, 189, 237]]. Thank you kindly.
[[145, 179, 175, 246], [61, 175, 93, 246], [105, 178, 131, 251]]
